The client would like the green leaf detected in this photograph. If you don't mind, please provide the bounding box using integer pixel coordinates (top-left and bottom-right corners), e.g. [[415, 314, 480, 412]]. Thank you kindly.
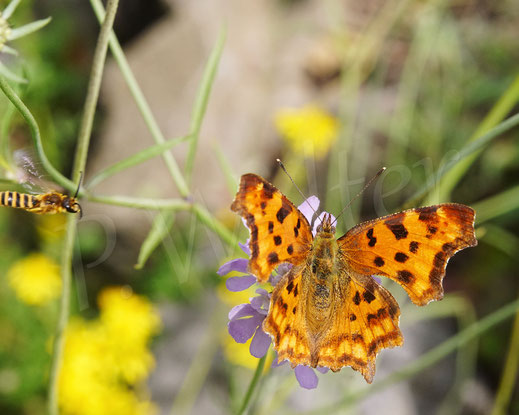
[[184, 25, 227, 183], [404, 112, 519, 208], [472, 185, 519, 225], [431, 74, 519, 203], [135, 212, 175, 269]]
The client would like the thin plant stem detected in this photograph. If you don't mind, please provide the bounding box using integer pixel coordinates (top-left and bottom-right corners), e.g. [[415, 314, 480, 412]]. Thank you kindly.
[[491, 291, 519, 415], [89, 0, 190, 197], [47, 1, 119, 413], [237, 355, 267, 415], [87, 194, 192, 210], [0, 75, 74, 190], [471, 185, 519, 225]]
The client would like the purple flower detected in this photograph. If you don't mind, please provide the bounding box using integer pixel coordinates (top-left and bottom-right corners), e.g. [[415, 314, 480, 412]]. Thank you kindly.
[[221, 196, 331, 389]]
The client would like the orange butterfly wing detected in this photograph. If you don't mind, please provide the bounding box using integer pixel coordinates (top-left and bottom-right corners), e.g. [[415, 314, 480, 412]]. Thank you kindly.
[[338, 204, 477, 306], [231, 174, 313, 282]]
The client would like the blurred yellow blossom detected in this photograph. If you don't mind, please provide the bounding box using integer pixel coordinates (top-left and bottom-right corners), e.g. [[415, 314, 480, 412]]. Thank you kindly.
[[274, 105, 338, 158], [58, 287, 161, 415], [7, 253, 61, 306]]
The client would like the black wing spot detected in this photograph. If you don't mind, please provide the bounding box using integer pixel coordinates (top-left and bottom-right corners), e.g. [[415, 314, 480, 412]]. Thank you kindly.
[[363, 291, 376, 304], [274, 235, 282, 246], [268, 221, 274, 234], [385, 219, 408, 240], [287, 244, 294, 255], [262, 182, 276, 199], [353, 291, 361, 305], [297, 218, 301, 229], [292, 306, 297, 314], [293, 226, 299, 238], [260, 201, 267, 210], [394, 252, 409, 263], [428, 225, 438, 235], [367, 313, 377, 322], [397, 270, 414, 283], [286, 281, 294, 294], [409, 241, 419, 253], [276, 206, 291, 224], [367, 228, 377, 247], [374, 256, 385, 267], [267, 252, 279, 265], [350, 314, 357, 321], [418, 206, 438, 222], [293, 284, 298, 297]]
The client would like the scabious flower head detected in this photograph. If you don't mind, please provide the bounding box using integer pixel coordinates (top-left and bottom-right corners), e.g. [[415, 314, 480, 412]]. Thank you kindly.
[[220, 195, 334, 389], [7, 253, 61, 306], [274, 105, 338, 159], [58, 287, 160, 415]]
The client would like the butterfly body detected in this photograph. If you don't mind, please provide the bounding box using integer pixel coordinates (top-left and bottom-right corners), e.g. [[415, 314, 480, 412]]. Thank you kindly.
[[231, 173, 476, 383]]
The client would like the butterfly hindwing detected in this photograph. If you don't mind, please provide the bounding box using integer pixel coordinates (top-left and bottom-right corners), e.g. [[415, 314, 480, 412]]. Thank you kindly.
[[263, 265, 313, 366], [316, 272, 403, 383], [338, 204, 477, 306], [231, 174, 313, 282]]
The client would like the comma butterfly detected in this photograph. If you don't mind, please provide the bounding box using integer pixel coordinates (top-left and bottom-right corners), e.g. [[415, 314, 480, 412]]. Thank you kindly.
[[231, 173, 477, 383]]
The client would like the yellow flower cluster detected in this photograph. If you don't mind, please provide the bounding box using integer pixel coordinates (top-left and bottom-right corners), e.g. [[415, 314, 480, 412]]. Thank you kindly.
[[7, 253, 61, 306], [274, 105, 339, 159], [58, 287, 161, 415]]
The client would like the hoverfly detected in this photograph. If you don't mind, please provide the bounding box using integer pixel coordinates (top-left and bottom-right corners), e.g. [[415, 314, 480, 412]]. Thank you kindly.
[[0, 152, 83, 218]]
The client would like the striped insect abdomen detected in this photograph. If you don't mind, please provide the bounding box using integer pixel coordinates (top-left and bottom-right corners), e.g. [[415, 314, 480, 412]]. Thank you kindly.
[[0, 191, 37, 210]]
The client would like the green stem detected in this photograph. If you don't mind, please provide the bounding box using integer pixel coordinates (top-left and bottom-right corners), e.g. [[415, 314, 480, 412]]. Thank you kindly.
[[0, 76, 74, 191], [87, 194, 192, 210], [47, 1, 119, 413], [301, 297, 519, 414], [237, 355, 267, 415], [47, 214, 76, 415], [491, 291, 519, 415], [89, 0, 190, 197]]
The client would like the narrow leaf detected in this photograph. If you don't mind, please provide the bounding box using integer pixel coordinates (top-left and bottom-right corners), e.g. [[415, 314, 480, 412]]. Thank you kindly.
[[8, 17, 52, 40]]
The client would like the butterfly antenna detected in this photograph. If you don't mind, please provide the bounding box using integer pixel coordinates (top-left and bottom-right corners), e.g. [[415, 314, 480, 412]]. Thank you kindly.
[[74, 171, 83, 199], [277, 159, 317, 216], [331, 167, 386, 226]]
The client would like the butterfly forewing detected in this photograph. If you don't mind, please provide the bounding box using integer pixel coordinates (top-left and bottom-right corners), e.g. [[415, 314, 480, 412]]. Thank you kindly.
[[338, 204, 477, 306], [231, 174, 313, 282]]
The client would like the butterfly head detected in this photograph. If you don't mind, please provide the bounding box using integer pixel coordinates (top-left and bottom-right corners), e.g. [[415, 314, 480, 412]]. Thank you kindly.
[[315, 212, 336, 235]]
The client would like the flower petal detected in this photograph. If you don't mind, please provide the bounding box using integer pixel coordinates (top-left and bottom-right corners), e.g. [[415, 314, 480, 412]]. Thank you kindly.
[[316, 366, 329, 374], [249, 328, 271, 358], [228, 314, 264, 343], [217, 258, 249, 276], [298, 196, 319, 223], [228, 303, 256, 320], [294, 365, 319, 389], [239, 240, 251, 256], [226, 275, 256, 292]]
